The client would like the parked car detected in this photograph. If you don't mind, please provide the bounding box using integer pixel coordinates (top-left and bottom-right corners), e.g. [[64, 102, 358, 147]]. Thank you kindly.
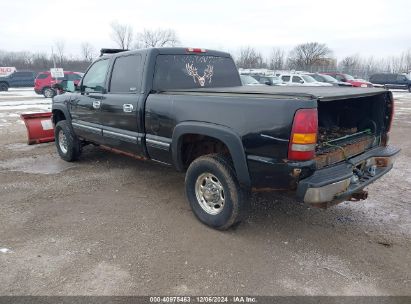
[[240, 75, 264, 86], [35, 71, 83, 98], [52, 47, 398, 230], [279, 74, 332, 86], [307, 73, 352, 87], [369, 73, 411, 92], [0, 71, 36, 91], [251, 75, 284, 86], [323, 73, 373, 88]]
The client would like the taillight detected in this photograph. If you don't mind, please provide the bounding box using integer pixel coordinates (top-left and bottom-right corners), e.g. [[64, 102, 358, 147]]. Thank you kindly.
[[288, 108, 318, 161], [186, 48, 206, 53]]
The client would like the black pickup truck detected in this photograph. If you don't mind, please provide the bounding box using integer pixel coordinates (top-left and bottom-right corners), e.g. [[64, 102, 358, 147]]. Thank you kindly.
[[52, 47, 399, 230]]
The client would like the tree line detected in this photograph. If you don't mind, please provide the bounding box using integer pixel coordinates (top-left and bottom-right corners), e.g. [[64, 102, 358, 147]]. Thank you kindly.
[[236, 43, 411, 79], [0, 21, 410, 80]]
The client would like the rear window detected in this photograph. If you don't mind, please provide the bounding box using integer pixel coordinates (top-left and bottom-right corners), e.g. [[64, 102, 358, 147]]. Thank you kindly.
[[36, 73, 49, 80], [153, 55, 240, 90]]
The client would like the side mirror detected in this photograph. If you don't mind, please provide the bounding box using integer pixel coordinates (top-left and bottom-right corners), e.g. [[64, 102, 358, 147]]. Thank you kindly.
[[299, 80, 304, 84], [264, 81, 271, 85]]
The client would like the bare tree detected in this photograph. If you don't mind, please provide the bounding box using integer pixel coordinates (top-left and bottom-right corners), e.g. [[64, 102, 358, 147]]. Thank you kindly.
[[268, 48, 285, 70], [134, 28, 180, 48], [235, 46, 266, 69], [54, 40, 66, 65], [110, 21, 133, 49], [339, 54, 361, 73], [80, 42, 95, 62], [287, 42, 332, 71]]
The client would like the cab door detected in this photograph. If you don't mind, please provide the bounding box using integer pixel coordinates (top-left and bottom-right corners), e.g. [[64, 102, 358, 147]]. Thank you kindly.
[[98, 53, 145, 155], [70, 59, 110, 143]]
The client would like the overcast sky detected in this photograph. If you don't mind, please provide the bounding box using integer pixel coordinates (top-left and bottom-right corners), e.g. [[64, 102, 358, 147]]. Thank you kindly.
[[1, 0, 410, 59]]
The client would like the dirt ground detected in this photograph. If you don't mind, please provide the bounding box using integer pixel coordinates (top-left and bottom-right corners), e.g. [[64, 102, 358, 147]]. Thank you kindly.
[[0, 88, 410, 296]]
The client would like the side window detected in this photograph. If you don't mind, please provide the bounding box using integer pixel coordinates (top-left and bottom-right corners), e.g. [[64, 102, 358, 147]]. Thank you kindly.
[[292, 76, 302, 83], [67, 74, 82, 81], [259, 77, 267, 84], [110, 54, 142, 93], [82, 59, 110, 92], [397, 75, 407, 81], [335, 75, 344, 81], [281, 75, 290, 82]]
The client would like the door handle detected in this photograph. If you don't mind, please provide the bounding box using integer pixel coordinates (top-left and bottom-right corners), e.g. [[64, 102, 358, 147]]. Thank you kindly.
[[123, 104, 134, 113], [92, 100, 101, 109]]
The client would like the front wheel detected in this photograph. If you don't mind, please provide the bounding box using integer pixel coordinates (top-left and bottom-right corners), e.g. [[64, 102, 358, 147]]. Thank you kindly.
[[54, 120, 81, 162], [43, 87, 56, 98], [185, 154, 250, 230]]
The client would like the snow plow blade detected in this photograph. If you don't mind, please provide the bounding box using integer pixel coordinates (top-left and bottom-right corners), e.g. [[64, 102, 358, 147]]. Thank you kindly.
[[20, 112, 55, 145]]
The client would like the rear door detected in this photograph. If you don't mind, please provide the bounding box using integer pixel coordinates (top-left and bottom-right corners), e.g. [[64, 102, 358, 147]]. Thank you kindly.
[[70, 58, 110, 143], [292, 75, 303, 85], [98, 53, 144, 155]]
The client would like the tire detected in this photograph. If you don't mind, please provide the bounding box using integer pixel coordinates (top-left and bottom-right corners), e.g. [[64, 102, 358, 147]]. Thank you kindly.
[[185, 154, 250, 230], [0, 82, 9, 91], [43, 87, 56, 98], [54, 120, 81, 162], [408, 86, 411, 93]]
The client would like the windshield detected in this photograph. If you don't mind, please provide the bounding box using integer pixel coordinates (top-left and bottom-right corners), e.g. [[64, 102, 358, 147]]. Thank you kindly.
[[344, 74, 355, 80], [301, 75, 317, 83], [240, 75, 259, 85], [153, 55, 241, 90]]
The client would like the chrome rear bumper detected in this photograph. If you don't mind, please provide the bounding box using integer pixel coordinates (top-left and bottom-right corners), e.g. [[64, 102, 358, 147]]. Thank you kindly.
[[297, 146, 400, 205]]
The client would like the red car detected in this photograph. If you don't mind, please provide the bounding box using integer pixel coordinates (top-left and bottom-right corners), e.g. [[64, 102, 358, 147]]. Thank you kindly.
[[34, 71, 83, 98], [322, 73, 373, 88]]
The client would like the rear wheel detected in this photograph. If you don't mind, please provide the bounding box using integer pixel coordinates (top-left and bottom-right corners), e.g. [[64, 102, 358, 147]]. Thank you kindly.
[[185, 154, 250, 230], [408, 86, 411, 93], [43, 87, 56, 98], [54, 120, 81, 162], [0, 82, 9, 91]]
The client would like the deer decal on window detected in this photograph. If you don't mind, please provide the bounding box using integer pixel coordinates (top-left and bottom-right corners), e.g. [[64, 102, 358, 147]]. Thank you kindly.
[[185, 63, 214, 87]]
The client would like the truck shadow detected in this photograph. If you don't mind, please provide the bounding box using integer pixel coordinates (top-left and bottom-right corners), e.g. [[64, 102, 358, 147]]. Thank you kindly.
[[78, 145, 399, 242]]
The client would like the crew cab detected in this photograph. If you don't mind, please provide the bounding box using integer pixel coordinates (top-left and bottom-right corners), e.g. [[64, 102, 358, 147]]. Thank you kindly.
[[52, 47, 399, 230]]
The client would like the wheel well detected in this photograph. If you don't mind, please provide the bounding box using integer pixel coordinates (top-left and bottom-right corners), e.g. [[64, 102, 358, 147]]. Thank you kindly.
[[52, 110, 66, 125], [179, 134, 231, 170]]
